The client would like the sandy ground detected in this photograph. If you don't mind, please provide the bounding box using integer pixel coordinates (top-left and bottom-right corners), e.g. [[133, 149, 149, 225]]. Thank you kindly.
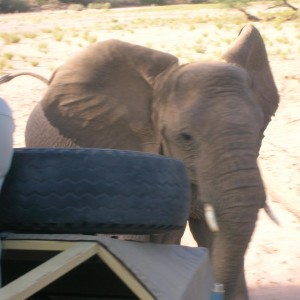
[[0, 3, 299, 299]]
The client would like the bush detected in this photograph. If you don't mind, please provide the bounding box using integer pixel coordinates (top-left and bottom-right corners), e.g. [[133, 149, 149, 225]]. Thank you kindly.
[[0, 0, 30, 13], [59, 0, 94, 5], [36, 0, 48, 4], [67, 3, 85, 9], [140, 0, 167, 5], [0, 33, 21, 44], [88, 2, 111, 9]]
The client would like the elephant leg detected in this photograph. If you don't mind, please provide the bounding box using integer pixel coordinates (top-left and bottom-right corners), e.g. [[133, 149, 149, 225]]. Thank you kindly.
[[25, 103, 79, 148], [189, 217, 213, 248], [150, 227, 185, 244]]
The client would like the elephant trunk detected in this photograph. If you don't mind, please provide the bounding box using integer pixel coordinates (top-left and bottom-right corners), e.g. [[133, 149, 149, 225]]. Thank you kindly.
[[201, 146, 266, 299]]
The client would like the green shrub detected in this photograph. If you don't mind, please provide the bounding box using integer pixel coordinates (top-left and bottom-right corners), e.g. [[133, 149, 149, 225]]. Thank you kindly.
[[88, 2, 111, 9], [140, 0, 167, 5], [0, 33, 21, 44], [68, 3, 85, 10], [3, 52, 14, 60], [37, 42, 48, 53], [210, 0, 251, 8], [0, 0, 30, 13], [30, 60, 39, 67], [23, 32, 38, 39], [53, 31, 64, 41], [60, 0, 94, 5]]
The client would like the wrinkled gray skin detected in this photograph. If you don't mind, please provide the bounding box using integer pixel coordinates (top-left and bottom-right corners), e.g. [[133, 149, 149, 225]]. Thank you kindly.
[[24, 25, 279, 299]]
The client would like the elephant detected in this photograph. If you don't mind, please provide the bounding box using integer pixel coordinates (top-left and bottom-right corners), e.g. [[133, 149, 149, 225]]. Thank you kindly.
[[2, 24, 279, 299]]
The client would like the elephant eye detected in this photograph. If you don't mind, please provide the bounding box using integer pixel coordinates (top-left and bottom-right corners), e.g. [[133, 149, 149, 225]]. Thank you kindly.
[[180, 132, 193, 141]]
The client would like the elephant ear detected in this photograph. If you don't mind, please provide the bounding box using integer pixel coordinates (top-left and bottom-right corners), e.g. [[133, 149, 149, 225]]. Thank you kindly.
[[41, 40, 178, 152], [222, 24, 279, 131]]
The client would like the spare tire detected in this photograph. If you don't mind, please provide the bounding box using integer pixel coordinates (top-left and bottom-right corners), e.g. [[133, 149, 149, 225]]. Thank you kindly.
[[0, 148, 190, 234]]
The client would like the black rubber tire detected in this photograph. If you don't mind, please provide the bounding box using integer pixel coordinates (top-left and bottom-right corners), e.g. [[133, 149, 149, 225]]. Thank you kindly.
[[0, 148, 190, 234]]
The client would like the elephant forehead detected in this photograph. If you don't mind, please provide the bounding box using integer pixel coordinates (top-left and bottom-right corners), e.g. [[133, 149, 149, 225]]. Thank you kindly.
[[163, 62, 255, 116], [173, 62, 250, 92], [160, 62, 263, 131]]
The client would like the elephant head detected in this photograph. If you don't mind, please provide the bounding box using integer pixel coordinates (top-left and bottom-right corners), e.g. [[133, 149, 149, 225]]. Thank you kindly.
[[24, 25, 279, 299]]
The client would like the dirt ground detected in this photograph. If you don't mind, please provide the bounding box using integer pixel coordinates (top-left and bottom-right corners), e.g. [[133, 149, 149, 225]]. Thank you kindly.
[[0, 3, 299, 299]]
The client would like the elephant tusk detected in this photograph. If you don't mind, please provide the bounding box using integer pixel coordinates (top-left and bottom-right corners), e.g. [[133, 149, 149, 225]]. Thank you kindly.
[[264, 203, 281, 226], [204, 203, 220, 232]]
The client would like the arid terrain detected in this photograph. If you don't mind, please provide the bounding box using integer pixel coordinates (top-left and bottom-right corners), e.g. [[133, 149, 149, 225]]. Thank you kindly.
[[0, 2, 299, 299]]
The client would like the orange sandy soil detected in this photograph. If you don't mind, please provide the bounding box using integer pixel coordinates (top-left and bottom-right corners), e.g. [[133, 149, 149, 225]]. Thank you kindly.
[[0, 3, 299, 299]]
